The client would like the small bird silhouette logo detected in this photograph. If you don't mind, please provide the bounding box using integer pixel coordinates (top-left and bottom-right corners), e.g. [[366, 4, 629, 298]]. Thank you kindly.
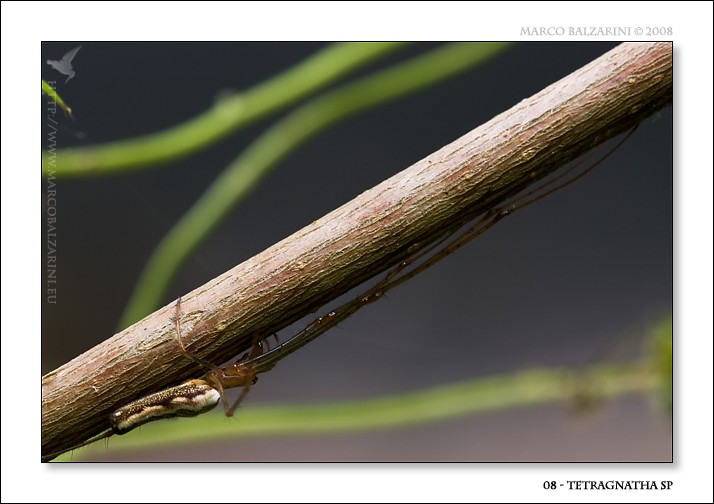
[[47, 46, 82, 84]]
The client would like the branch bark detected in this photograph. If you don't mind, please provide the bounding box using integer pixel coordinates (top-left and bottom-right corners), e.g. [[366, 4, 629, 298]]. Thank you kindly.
[[42, 42, 672, 459]]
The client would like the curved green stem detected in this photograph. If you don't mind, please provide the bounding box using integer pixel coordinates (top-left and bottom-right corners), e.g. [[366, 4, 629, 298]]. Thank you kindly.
[[52, 358, 659, 460], [42, 43, 407, 177], [119, 42, 513, 328]]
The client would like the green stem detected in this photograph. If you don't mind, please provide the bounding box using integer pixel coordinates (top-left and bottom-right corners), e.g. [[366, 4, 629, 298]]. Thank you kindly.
[[42, 79, 73, 117], [42, 43, 406, 177], [53, 359, 658, 460], [119, 42, 513, 328]]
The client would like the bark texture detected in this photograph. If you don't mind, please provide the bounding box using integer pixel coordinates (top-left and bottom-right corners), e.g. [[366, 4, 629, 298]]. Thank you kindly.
[[42, 42, 672, 460]]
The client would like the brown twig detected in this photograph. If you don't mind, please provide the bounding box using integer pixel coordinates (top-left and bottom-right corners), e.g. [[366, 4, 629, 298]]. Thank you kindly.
[[41, 42, 672, 460]]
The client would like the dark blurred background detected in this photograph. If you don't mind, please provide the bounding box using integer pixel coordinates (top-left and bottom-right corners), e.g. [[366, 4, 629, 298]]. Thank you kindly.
[[41, 42, 672, 461]]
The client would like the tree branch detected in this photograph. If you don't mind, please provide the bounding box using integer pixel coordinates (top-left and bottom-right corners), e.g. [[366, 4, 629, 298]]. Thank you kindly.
[[42, 42, 672, 460]]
